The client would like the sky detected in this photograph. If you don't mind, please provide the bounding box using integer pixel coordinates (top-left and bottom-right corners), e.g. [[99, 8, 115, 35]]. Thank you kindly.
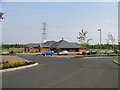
[[1, 2, 118, 44]]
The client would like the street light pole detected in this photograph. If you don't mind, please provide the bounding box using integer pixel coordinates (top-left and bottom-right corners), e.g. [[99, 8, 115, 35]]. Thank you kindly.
[[98, 29, 102, 50]]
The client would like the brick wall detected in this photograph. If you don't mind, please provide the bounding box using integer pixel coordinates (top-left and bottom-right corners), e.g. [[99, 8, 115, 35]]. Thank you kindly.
[[25, 47, 86, 53], [25, 47, 40, 53], [40, 47, 50, 53], [79, 48, 86, 52]]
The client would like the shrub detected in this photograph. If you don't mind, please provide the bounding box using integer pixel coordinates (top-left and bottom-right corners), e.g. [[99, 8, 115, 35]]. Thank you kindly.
[[9, 51, 14, 53], [2, 61, 35, 69]]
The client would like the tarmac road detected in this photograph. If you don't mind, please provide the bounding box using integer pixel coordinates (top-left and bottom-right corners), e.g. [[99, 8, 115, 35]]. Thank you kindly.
[[2, 54, 118, 88]]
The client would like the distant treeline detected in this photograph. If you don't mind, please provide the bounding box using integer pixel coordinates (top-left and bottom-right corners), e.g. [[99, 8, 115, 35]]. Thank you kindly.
[[87, 44, 119, 50], [1, 44, 25, 49], [1, 43, 120, 50]]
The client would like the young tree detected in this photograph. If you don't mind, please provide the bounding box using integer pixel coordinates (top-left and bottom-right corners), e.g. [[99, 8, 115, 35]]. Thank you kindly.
[[77, 30, 92, 49], [107, 32, 115, 50]]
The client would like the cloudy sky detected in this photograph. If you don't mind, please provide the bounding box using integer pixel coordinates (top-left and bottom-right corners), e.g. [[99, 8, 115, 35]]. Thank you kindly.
[[1, 1, 118, 44]]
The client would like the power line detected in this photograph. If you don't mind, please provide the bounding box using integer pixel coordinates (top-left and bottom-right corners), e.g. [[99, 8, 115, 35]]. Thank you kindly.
[[41, 22, 47, 44]]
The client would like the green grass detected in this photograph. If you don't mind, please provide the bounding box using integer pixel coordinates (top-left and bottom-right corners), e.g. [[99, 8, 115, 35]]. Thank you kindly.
[[118, 60, 120, 63], [2, 48, 24, 53], [1, 48, 24, 55], [74, 53, 119, 58], [2, 52, 16, 56], [36, 54, 42, 56], [74, 55, 85, 58]]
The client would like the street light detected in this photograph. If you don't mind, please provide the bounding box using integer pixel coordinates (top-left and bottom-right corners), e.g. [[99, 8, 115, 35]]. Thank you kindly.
[[0, 11, 4, 22], [98, 28, 102, 50]]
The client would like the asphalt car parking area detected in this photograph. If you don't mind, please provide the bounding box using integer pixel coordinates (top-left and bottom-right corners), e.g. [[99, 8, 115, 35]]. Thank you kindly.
[[2, 54, 118, 88]]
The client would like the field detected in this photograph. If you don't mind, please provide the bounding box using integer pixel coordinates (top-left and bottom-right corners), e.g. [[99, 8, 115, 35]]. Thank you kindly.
[[2, 48, 24, 53]]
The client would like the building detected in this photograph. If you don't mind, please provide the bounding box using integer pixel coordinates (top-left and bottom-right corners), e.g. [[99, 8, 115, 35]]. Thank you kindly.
[[24, 39, 86, 53], [24, 41, 55, 53], [50, 39, 85, 53]]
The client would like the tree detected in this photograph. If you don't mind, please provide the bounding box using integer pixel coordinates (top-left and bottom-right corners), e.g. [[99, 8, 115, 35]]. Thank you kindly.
[[107, 32, 115, 50], [77, 30, 92, 49], [77, 30, 88, 44]]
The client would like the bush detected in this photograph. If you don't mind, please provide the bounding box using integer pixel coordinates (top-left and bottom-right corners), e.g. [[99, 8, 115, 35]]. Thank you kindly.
[[9, 51, 14, 53], [1, 61, 35, 69]]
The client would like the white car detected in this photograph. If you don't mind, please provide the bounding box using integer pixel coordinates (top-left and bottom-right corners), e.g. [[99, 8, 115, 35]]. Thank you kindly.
[[106, 50, 114, 54], [58, 50, 69, 55]]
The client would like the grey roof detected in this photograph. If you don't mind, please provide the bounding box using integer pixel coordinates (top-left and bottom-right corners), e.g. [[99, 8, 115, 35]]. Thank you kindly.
[[25, 43, 41, 48], [25, 40, 84, 49], [25, 41, 55, 48], [42, 41, 56, 47], [50, 40, 83, 48]]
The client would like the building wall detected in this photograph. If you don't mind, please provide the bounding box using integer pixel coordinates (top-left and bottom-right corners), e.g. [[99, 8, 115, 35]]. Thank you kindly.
[[25, 47, 40, 53], [24, 48, 29, 52], [79, 48, 86, 52], [25, 47, 86, 53], [51, 48, 86, 53], [40, 47, 50, 53]]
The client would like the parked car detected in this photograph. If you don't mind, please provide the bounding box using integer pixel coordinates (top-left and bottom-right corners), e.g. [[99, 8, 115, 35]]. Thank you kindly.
[[86, 50, 97, 55], [58, 50, 69, 55], [114, 50, 120, 54], [106, 50, 114, 54], [98, 50, 107, 54], [79, 51, 87, 55], [42, 51, 54, 56]]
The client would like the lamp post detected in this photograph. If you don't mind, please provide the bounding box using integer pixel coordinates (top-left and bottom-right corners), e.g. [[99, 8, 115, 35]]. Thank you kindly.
[[0, 11, 4, 22], [98, 28, 102, 50]]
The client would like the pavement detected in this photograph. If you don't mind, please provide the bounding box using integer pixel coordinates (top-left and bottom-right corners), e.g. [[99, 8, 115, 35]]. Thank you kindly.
[[2, 54, 118, 88], [1, 55, 30, 62]]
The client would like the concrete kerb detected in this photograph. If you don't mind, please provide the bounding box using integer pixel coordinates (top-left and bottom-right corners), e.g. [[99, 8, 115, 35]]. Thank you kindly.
[[113, 60, 120, 65], [0, 62, 39, 73]]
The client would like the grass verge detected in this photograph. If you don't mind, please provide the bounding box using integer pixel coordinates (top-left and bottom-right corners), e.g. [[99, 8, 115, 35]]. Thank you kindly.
[[74, 54, 118, 58], [36, 54, 42, 56]]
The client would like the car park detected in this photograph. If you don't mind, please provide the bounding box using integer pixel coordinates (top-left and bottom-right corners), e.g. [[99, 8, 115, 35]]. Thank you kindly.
[[42, 51, 54, 56], [58, 50, 69, 55]]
